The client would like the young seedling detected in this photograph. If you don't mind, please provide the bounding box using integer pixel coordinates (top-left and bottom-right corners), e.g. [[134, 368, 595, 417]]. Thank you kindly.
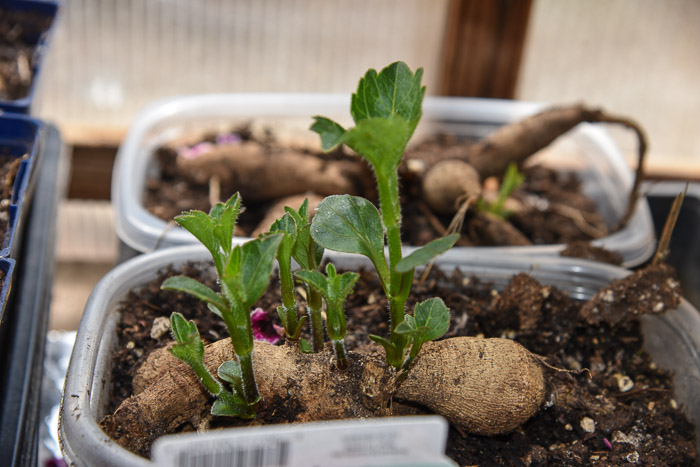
[[284, 199, 326, 352], [295, 263, 358, 369], [269, 213, 307, 342], [310, 61, 458, 369], [161, 193, 283, 410], [169, 312, 254, 418], [476, 162, 525, 219]]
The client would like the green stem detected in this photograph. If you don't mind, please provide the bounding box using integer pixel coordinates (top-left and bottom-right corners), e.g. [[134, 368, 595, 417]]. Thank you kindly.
[[191, 359, 223, 396], [278, 257, 296, 310], [374, 167, 412, 362], [332, 339, 348, 370], [375, 168, 403, 296], [307, 287, 324, 352], [237, 353, 259, 405], [222, 304, 259, 404]]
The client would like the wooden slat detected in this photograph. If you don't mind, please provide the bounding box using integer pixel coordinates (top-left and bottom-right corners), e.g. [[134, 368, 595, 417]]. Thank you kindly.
[[439, 0, 533, 98]]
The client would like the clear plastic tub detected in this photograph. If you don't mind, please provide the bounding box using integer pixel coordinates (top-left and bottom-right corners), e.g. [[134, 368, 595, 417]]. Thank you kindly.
[[112, 94, 656, 266], [59, 246, 700, 466]]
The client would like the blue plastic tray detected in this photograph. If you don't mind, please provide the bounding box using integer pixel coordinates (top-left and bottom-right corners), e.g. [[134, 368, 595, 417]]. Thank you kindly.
[[0, 0, 59, 114], [0, 113, 43, 258], [0, 258, 15, 328]]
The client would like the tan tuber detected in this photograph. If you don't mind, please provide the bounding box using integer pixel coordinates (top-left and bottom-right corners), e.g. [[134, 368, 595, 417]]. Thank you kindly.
[[102, 337, 546, 457], [176, 141, 364, 202], [419, 104, 648, 230]]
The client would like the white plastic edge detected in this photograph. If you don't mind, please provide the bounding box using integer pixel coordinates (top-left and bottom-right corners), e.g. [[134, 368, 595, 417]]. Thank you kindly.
[[59, 246, 699, 466]]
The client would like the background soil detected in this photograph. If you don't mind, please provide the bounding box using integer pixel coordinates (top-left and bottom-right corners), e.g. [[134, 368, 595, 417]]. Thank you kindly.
[[144, 128, 608, 247], [107, 261, 697, 465], [0, 7, 52, 100]]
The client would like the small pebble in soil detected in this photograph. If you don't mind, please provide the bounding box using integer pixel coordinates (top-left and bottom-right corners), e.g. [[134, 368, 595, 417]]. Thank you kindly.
[[564, 355, 582, 371], [150, 316, 170, 339], [615, 373, 634, 392], [613, 430, 642, 447], [602, 289, 615, 302], [626, 451, 640, 463], [580, 417, 596, 433]]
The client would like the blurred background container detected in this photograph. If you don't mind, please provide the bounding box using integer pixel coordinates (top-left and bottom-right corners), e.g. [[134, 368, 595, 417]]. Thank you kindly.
[[33, 0, 700, 176], [32, 0, 699, 330]]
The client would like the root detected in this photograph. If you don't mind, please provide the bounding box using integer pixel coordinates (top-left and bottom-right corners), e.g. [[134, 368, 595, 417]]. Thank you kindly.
[[421, 104, 648, 231], [103, 337, 546, 456], [176, 141, 364, 202]]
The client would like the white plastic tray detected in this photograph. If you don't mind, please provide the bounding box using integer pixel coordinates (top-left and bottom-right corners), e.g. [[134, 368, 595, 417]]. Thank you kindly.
[[59, 246, 700, 466], [112, 94, 656, 267]]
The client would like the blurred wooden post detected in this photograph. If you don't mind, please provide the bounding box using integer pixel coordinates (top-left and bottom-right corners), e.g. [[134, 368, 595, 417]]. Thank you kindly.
[[440, 0, 533, 98]]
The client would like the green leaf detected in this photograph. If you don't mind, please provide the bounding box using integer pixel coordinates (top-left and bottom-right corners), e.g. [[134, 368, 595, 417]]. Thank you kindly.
[[394, 234, 460, 273], [394, 314, 418, 336], [270, 212, 298, 241], [311, 195, 386, 268], [413, 297, 450, 342], [175, 210, 217, 254], [284, 198, 309, 223], [212, 193, 241, 256], [169, 312, 204, 366], [270, 214, 297, 280], [310, 116, 347, 152], [334, 270, 359, 303], [293, 224, 324, 270], [218, 360, 244, 394], [294, 269, 329, 300], [162, 276, 228, 314], [299, 338, 314, 354], [350, 61, 425, 134], [369, 334, 403, 368], [223, 234, 283, 309], [211, 397, 255, 419], [343, 116, 411, 174]]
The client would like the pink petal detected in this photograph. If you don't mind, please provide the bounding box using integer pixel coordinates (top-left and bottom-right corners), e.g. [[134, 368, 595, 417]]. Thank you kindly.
[[250, 308, 282, 344]]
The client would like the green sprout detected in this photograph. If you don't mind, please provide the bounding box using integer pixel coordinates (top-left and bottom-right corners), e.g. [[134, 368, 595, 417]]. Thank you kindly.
[[309, 61, 456, 370], [295, 263, 359, 369], [284, 199, 326, 353], [476, 162, 525, 219], [169, 312, 254, 418], [161, 193, 282, 414], [269, 212, 307, 342]]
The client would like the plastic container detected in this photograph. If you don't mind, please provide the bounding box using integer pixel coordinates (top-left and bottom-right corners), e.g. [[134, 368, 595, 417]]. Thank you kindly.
[[0, 0, 59, 114], [59, 246, 700, 466], [0, 123, 65, 466], [645, 181, 700, 309], [112, 94, 656, 267], [0, 257, 16, 331], [0, 113, 44, 259]]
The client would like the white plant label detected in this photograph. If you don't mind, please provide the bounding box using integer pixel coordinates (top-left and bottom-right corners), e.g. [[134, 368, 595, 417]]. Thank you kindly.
[[153, 416, 455, 467]]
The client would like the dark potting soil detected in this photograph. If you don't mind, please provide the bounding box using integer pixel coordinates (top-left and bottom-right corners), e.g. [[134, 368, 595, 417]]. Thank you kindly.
[[143, 128, 607, 247], [106, 261, 697, 465], [0, 6, 52, 100]]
